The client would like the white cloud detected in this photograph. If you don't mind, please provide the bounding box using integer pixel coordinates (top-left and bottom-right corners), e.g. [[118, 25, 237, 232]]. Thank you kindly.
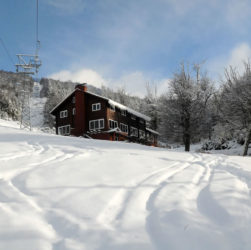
[[227, 43, 251, 72], [45, 0, 84, 14], [108, 72, 150, 97], [49, 68, 169, 97], [157, 78, 171, 95], [108, 72, 170, 97], [207, 42, 251, 78], [49, 68, 106, 88]]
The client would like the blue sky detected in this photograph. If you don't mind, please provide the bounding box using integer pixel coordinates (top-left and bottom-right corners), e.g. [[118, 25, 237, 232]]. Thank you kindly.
[[1, 0, 251, 96]]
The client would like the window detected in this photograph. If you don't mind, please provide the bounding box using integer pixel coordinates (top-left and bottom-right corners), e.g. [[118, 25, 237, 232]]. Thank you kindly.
[[72, 96, 75, 103], [89, 119, 104, 130], [72, 108, 76, 115], [92, 103, 101, 111], [139, 130, 145, 139], [131, 115, 136, 120], [58, 125, 70, 135], [121, 110, 126, 116], [130, 126, 138, 137], [109, 119, 118, 129], [120, 123, 128, 133], [60, 110, 68, 118]]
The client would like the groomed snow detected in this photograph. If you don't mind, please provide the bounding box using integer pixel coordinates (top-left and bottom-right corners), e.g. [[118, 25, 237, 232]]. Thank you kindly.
[[0, 119, 251, 250]]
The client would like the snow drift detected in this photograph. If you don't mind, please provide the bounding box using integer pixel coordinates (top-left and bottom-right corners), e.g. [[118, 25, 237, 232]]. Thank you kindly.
[[0, 119, 251, 250]]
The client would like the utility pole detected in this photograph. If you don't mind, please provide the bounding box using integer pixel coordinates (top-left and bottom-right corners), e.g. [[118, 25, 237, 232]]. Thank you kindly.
[[15, 0, 42, 130], [17, 77, 32, 130]]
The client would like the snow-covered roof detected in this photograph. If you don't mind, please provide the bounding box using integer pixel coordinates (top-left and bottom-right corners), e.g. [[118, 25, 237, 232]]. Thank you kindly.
[[85, 91, 151, 121], [108, 99, 151, 122], [50, 90, 75, 114], [106, 127, 122, 133], [146, 128, 160, 135], [50, 89, 151, 122]]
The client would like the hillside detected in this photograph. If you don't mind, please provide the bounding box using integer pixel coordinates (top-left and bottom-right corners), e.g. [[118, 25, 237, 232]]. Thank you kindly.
[[0, 70, 148, 131], [1, 119, 251, 250]]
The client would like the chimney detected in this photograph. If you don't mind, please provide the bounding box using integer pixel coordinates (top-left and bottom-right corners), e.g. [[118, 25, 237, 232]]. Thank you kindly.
[[75, 83, 87, 92], [73, 83, 87, 136]]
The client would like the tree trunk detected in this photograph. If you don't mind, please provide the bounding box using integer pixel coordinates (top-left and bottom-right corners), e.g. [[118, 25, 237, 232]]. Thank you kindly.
[[183, 117, 190, 152], [184, 133, 190, 151], [243, 126, 251, 156]]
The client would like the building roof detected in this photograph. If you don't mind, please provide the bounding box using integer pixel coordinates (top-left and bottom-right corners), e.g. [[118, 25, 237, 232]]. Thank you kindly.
[[108, 99, 150, 122], [146, 128, 160, 135], [50, 88, 151, 122], [85, 91, 151, 121], [50, 90, 75, 114]]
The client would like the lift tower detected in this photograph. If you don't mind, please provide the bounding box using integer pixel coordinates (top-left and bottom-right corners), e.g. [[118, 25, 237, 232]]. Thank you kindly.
[[15, 0, 42, 130]]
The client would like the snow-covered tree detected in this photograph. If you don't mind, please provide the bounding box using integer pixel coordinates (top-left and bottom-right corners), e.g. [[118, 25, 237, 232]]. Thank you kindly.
[[142, 83, 159, 131], [159, 63, 214, 151], [0, 70, 33, 120], [41, 78, 75, 127], [218, 62, 251, 156]]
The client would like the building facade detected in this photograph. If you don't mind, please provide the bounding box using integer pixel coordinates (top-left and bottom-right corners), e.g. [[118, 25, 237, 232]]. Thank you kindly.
[[50, 84, 159, 146]]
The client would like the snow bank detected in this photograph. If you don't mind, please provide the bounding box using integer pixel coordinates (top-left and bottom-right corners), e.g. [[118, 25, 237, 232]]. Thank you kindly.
[[0, 119, 251, 250]]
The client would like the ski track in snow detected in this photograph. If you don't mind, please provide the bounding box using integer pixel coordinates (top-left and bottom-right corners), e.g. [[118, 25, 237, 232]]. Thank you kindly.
[[1, 121, 251, 250]]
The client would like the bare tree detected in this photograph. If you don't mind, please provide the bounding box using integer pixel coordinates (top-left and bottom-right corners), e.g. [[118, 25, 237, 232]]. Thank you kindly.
[[219, 62, 251, 156]]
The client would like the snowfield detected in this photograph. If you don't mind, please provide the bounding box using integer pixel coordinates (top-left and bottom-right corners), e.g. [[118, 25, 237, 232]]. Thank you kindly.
[[1, 120, 251, 250]]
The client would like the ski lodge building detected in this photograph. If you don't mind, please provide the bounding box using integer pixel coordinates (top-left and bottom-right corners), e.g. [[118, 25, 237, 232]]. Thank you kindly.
[[50, 84, 159, 146]]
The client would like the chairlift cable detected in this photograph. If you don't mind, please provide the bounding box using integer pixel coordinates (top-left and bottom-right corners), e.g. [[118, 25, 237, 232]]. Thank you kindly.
[[0, 38, 15, 65], [36, 0, 38, 42], [36, 0, 40, 51]]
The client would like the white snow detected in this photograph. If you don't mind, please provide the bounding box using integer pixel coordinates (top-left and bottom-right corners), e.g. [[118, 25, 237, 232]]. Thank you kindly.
[[0, 119, 251, 250], [30, 82, 47, 128], [146, 127, 160, 135], [108, 99, 151, 122], [30, 97, 47, 127]]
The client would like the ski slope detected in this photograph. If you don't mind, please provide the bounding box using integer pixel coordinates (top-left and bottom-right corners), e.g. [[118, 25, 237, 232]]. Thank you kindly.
[[0, 120, 251, 250]]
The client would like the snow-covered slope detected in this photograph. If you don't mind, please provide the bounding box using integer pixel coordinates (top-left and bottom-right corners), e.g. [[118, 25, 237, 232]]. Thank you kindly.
[[0, 119, 251, 250], [30, 82, 47, 128]]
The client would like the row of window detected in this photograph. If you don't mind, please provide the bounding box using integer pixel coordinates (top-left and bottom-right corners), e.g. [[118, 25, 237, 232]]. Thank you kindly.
[[58, 125, 70, 135], [60, 105, 144, 124], [89, 119, 104, 130], [91, 103, 128, 118], [60, 110, 68, 118], [92, 103, 101, 111], [58, 122, 145, 138], [109, 120, 128, 133], [60, 109, 75, 118], [120, 123, 128, 133], [109, 119, 118, 129], [89, 118, 145, 137]]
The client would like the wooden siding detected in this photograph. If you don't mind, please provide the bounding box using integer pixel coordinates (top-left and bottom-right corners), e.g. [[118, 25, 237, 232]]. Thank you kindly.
[[85, 94, 108, 131], [52, 86, 157, 145], [54, 96, 75, 135], [106, 105, 146, 138]]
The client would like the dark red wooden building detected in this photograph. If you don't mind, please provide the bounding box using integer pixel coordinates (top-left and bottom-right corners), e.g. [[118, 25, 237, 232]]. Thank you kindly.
[[50, 84, 159, 146]]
